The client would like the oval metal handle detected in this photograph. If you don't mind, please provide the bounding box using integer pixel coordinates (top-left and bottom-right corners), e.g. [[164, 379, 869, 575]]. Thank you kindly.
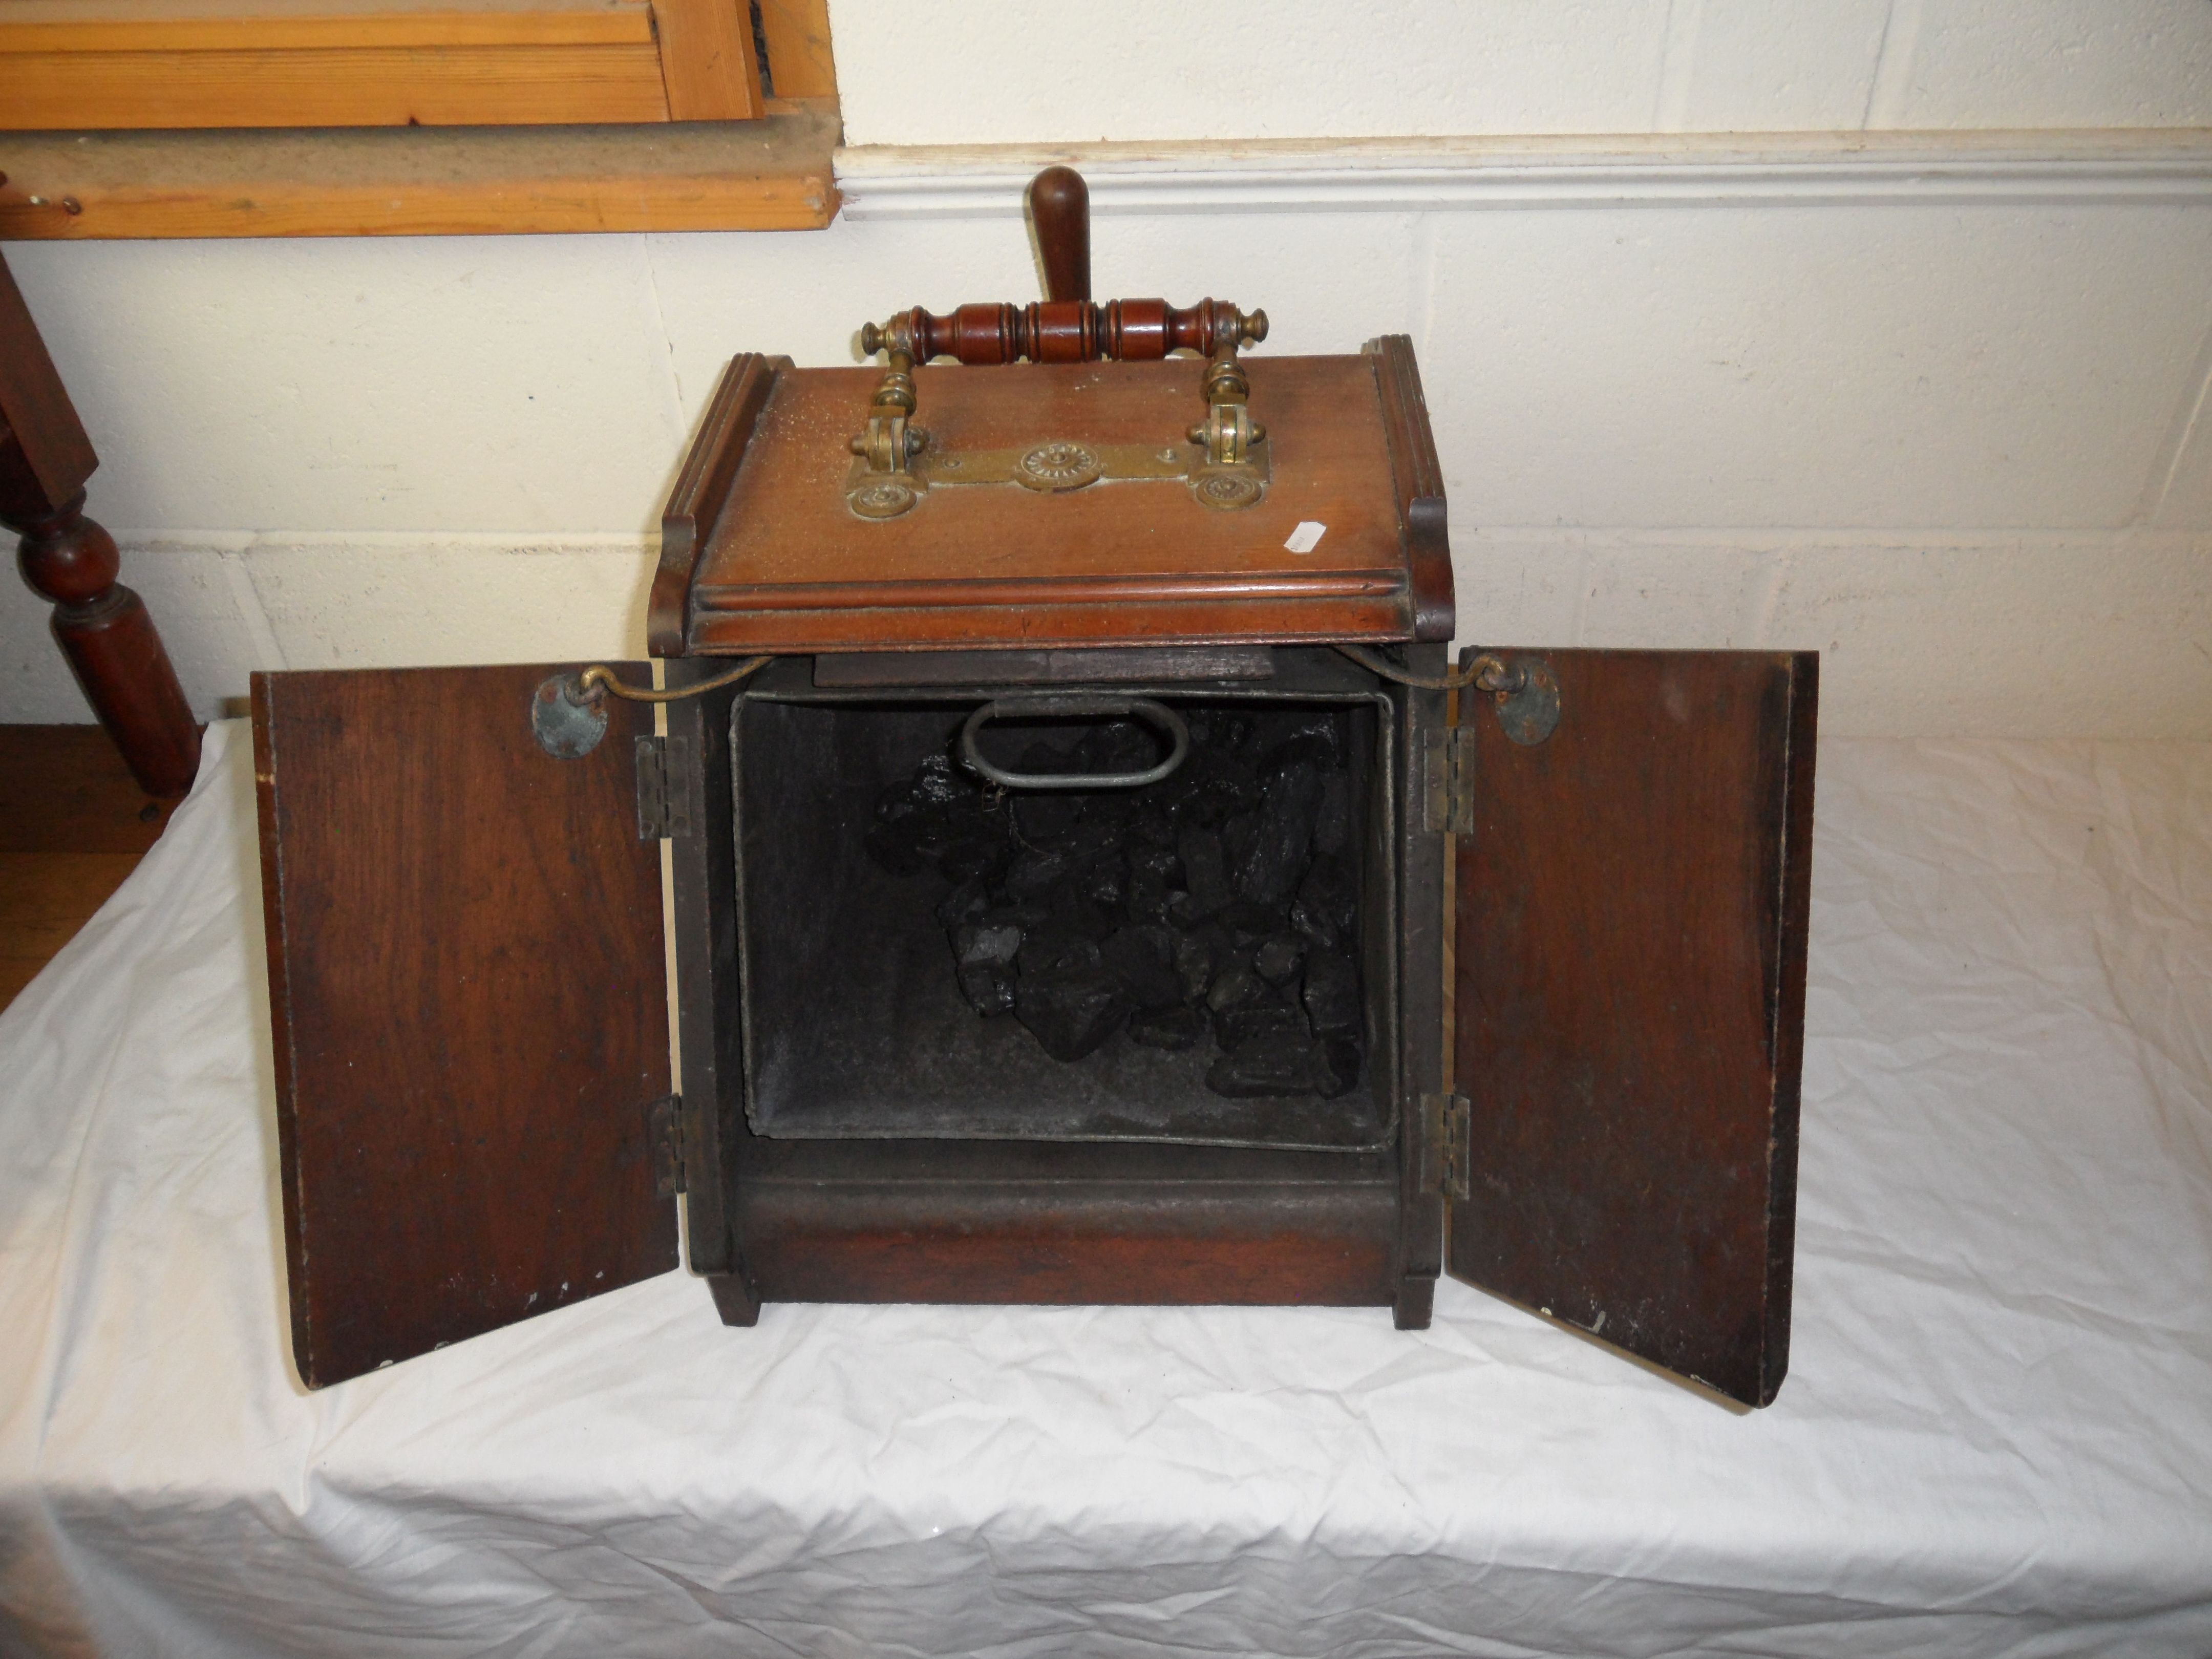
[[958, 696, 1189, 791]]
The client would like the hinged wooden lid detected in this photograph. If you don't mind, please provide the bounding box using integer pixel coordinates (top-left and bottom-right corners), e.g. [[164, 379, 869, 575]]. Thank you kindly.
[[651, 335, 1454, 658]]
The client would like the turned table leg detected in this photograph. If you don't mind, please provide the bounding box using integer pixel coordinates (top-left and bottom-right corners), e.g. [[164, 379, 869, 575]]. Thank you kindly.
[[14, 492, 200, 799], [2, 249, 202, 799]]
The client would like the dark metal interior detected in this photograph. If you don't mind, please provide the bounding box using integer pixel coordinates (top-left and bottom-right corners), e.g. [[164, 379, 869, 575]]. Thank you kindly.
[[730, 665, 1400, 1151]]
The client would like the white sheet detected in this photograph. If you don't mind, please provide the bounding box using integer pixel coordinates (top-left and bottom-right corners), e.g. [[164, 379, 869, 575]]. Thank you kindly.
[[3, 723, 2208, 1658]]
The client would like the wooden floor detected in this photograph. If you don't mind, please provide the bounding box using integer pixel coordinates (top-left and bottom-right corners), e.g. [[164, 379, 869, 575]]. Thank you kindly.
[[0, 725, 175, 1012]]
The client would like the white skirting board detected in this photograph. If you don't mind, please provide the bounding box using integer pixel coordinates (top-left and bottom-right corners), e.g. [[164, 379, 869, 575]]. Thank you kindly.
[[835, 130, 2212, 217]]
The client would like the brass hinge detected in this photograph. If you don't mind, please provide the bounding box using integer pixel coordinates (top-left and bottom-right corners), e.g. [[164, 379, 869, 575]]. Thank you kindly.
[[1422, 1091, 1472, 1201], [1422, 727, 1475, 836], [646, 1093, 686, 1197], [633, 734, 696, 840]]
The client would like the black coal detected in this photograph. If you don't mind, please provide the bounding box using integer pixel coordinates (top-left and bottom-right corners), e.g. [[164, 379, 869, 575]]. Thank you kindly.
[[864, 708, 1365, 1099]]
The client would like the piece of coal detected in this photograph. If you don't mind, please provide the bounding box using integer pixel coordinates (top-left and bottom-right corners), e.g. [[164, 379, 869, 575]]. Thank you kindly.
[[1080, 854, 1128, 908], [935, 877, 992, 928], [1216, 898, 1285, 946], [1313, 1036, 1363, 1097], [1100, 925, 1185, 1010], [1088, 793, 1145, 834], [1128, 809, 1178, 850], [1125, 844, 1179, 924], [1013, 791, 1084, 840], [1174, 929, 1220, 1003], [1233, 760, 1325, 907], [1015, 964, 1130, 1061], [1014, 739, 1073, 778], [1291, 854, 1357, 948], [1312, 772, 1351, 856], [1176, 825, 1235, 919], [1046, 886, 1118, 943], [875, 775, 923, 819], [1205, 961, 1271, 1017], [940, 829, 1014, 883], [1178, 750, 1264, 827], [1004, 845, 1076, 899], [1019, 928, 1099, 976], [1125, 862, 1173, 924], [1253, 932, 1305, 986], [1220, 810, 1257, 888], [1128, 1004, 1208, 1051], [953, 920, 1023, 969], [985, 897, 1051, 931], [1257, 714, 1344, 774], [1212, 999, 1307, 1052], [911, 751, 970, 806], [1074, 718, 1160, 777], [912, 794, 1002, 865], [1301, 949, 1362, 1039], [1187, 710, 1252, 755], [1131, 843, 1180, 882], [950, 916, 1024, 1018], [1057, 819, 1128, 858], [956, 963, 1017, 1017]]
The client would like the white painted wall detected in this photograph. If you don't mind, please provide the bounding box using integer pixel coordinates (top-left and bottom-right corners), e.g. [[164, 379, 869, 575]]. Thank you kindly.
[[6, 0, 2211, 735], [833, 0, 2212, 142]]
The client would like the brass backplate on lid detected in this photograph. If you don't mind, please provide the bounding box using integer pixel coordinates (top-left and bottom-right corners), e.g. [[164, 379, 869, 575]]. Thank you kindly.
[[844, 434, 1269, 518]]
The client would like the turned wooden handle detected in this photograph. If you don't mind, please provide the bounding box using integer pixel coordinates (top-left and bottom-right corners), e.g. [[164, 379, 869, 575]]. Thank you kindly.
[[1027, 166, 1091, 304], [864, 299, 1266, 367], [856, 166, 1270, 369]]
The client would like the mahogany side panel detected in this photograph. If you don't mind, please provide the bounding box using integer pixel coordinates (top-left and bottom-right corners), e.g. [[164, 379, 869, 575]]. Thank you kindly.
[[651, 352, 781, 656], [254, 664, 675, 1388], [1450, 649, 1816, 1407], [1365, 334, 1454, 644]]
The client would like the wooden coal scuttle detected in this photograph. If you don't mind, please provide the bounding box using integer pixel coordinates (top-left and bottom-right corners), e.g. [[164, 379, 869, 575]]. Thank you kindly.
[[252, 171, 1815, 1408]]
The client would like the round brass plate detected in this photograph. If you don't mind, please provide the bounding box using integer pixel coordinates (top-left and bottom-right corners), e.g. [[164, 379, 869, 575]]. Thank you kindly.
[[1192, 471, 1264, 511], [1014, 441, 1104, 493], [849, 477, 920, 519]]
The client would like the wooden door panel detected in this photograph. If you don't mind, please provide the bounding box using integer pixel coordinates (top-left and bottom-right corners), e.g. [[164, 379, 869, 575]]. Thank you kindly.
[[254, 664, 673, 1388], [1450, 649, 1815, 1406]]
